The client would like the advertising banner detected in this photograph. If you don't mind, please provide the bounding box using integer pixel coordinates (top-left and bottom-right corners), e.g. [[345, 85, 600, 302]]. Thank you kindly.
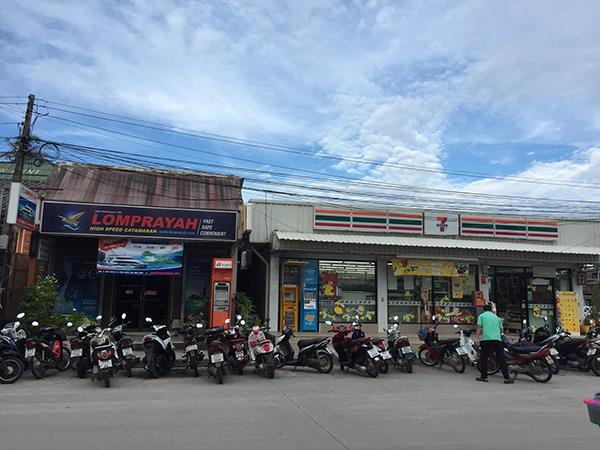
[[97, 239, 183, 276], [7, 182, 39, 230], [391, 259, 469, 277], [301, 260, 319, 331], [556, 291, 581, 336], [41, 201, 237, 241]]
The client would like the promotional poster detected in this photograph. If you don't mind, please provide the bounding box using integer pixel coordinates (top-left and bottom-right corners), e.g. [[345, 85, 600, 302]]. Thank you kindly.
[[97, 239, 183, 276]]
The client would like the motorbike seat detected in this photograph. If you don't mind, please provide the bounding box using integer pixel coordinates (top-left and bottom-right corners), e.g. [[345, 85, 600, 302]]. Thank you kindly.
[[438, 338, 458, 346], [462, 327, 477, 337], [205, 326, 225, 335], [298, 338, 323, 349], [507, 344, 543, 354], [371, 338, 384, 345], [40, 326, 58, 333]]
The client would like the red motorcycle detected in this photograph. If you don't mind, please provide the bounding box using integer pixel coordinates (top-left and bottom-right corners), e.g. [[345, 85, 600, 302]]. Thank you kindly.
[[417, 320, 466, 373], [484, 335, 554, 383], [204, 326, 226, 384], [224, 316, 249, 375], [25, 321, 71, 379], [325, 320, 380, 378]]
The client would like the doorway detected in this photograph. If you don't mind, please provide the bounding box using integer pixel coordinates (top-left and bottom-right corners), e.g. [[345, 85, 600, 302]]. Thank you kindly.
[[491, 269, 528, 330], [114, 276, 171, 329]]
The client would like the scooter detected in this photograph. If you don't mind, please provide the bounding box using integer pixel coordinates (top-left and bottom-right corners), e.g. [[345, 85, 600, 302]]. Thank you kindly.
[[182, 321, 204, 377], [382, 316, 415, 373], [0, 315, 25, 384], [224, 315, 249, 375], [417, 316, 466, 373], [25, 320, 71, 379], [1, 312, 28, 369], [514, 319, 561, 374], [204, 325, 227, 384], [325, 320, 380, 378], [248, 324, 276, 379], [537, 324, 600, 376], [90, 315, 118, 388], [371, 338, 392, 374], [70, 322, 99, 378], [143, 317, 175, 378], [111, 313, 136, 377], [274, 324, 334, 373]]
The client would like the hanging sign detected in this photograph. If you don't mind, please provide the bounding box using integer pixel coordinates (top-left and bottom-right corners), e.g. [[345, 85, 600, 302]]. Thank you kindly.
[[41, 201, 237, 241], [391, 259, 469, 277], [6, 182, 39, 231], [556, 291, 580, 335], [97, 239, 183, 276]]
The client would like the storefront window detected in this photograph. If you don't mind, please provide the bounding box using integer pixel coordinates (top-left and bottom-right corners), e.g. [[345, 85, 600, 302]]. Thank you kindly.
[[318, 260, 376, 323], [387, 260, 478, 324], [528, 277, 556, 331]]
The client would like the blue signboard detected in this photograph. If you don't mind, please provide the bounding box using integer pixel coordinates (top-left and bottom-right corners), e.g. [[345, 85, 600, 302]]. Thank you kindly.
[[40, 201, 237, 241], [301, 260, 319, 331]]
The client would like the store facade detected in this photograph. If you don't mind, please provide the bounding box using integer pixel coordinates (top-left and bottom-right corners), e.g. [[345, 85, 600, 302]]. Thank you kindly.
[[246, 202, 600, 335], [36, 164, 242, 328]]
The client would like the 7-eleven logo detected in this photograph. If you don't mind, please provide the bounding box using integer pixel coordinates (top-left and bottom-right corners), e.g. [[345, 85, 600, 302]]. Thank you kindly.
[[437, 216, 448, 232]]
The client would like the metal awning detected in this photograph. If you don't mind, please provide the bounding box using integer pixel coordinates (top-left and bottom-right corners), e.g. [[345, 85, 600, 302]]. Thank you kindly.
[[273, 231, 600, 262]]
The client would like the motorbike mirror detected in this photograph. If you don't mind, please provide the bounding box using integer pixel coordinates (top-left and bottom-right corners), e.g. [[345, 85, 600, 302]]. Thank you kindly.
[[198, 323, 203, 328], [77, 326, 83, 333], [355, 315, 359, 320], [96, 315, 102, 321], [17, 312, 25, 319], [431, 315, 436, 321], [544, 316, 548, 322], [67, 322, 73, 327], [325, 320, 332, 325], [121, 313, 127, 320], [522, 319, 527, 325], [240, 320, 246, 326], [224, 318, 231, 324], [236, 314, 242, 320], [145, 317, 152, 323], [32, 321, 39, 327], [393, 315, 399, 321], [352, 321, 357, 326]]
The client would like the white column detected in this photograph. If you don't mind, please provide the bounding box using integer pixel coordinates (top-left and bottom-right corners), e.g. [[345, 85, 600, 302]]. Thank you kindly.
[[377, 257, 388, 332], [268, 253, 280, 332]]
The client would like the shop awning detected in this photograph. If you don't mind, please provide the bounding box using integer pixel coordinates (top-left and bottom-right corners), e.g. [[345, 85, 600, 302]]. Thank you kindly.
[[273, 231, 600, 262]]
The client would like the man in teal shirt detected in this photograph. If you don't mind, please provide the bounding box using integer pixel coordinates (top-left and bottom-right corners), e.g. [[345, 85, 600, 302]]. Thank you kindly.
[[476, 304, 513, 383]]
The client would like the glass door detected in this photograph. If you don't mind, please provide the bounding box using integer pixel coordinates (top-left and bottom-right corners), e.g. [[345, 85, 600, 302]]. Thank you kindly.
[[114, 276, 143, 328], [141, 277, 170, 327]]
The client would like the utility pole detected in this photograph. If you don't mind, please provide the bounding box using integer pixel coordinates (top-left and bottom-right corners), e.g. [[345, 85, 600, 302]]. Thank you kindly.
[[1, 94, 35, 316]]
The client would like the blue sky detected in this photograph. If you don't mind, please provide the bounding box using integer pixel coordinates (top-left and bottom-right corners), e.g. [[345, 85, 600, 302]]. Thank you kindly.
[[1, 1, 600, 210]]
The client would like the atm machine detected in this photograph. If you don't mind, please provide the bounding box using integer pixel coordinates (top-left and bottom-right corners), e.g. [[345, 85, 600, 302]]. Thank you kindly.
[[209, 258, 234, 327]]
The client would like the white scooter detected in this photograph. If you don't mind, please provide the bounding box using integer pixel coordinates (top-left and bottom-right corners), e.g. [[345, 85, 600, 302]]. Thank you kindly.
[[143, 317, 175, 378], [248, 325, 276, 379], [454, 324, 478, 366]]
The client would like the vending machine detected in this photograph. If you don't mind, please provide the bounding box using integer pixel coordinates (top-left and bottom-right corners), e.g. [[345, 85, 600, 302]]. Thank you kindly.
[[209, 258, 234, 327], [281, 284, 299, 332]]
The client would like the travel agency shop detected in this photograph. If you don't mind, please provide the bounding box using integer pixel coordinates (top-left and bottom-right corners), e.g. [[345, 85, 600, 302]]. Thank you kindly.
[[35, 163, 242, 329], [245, 201, 600, 336]]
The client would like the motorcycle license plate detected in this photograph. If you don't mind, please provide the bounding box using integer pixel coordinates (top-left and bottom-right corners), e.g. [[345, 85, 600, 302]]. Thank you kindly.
[[71, 348, 83, 358], [455, 347, 467, 356], [545, 356, 554, 363], [326, 344, 335, 354], [380, 350, 392, 360], [25, 348, 35, 358], [211, 353, 224, 363], [122, 347, 133, 356], [98, 359, 112, 369], [587, 348, 597, 356], [401, 346, 412, 354], [185, 345, 198, 353], [235, 351, 245, 359], [367, 348, 380, 358], [550, 348, 558, 356]]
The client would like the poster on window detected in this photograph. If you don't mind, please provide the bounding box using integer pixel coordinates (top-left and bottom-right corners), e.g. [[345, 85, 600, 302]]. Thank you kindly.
[[97, 239, 183, 275], [556, 291, 580, 335], [391, 259, 469, 277], [301, 260, 319, 331]]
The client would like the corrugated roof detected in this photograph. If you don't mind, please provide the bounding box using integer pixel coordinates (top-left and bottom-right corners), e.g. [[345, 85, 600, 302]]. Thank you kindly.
[[42, 163, 243, 211], [274, 231, 600, 256]]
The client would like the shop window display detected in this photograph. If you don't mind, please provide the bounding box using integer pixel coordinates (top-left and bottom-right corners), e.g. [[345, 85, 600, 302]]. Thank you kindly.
[[318, 260, 376, 323]]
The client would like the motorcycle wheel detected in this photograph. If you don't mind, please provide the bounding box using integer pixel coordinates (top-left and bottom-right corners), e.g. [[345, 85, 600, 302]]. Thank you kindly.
[[590, 357, 600, 377], [31, 351, 46, 379], [216, 365, 224, 384], [404, 356, 413, 374], [77, 362, 87, 379], [274, 352, 286, 369], [147, 353, 159, 379], [316, 351, 334, 374], [528, 359, 552, 383], [379, 359, 389, 374], [0, 356, 24, 384], [266, 365, 275, 379], [103, 372, 111, 388], [365, 358, 379, 378], [418, 348, 437, 366], [125, 360, 133, 378], [477, 357, 500, 376], [448, 350, 466, 373], [56, 348, 71, 371]]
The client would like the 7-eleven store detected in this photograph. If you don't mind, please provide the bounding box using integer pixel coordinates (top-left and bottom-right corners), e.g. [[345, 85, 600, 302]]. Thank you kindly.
[[244, 201, 600, 336]]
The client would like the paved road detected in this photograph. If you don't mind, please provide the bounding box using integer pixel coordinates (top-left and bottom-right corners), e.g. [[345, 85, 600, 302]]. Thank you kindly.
[[1, 362, 598, 450]]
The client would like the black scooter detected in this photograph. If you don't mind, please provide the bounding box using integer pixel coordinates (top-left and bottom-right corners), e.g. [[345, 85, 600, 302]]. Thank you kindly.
[[273, 325, 334, 373], [70, 322, 99, 378], [111, 314, 136, 377]]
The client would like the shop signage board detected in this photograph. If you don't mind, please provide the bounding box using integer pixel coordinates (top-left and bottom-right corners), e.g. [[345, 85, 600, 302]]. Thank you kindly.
[[41, 201, 237, 241], [6, 182, 39, 231], [97, 239, 183, 276], [460, 215, 558, 240], [424, 212, 459, 236], [556, 291, 580, 335], [390, 259, 469, 277], [314, 208, 423, 233]]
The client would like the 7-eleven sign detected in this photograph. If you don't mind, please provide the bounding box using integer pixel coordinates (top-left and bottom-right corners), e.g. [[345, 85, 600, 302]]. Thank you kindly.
[[424, 212, 458, 236]]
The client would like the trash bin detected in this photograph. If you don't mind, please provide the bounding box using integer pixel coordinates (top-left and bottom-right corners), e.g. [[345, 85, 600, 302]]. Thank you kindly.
[[583, 393, 600, 426]]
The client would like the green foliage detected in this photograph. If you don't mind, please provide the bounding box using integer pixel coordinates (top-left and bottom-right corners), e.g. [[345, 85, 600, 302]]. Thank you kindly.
[[235, 291, 262, 326], [20, 275, 59, 325]]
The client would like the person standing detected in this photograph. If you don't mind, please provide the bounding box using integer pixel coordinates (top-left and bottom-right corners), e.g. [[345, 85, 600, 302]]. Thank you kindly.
[[476, 303, 513, 383]]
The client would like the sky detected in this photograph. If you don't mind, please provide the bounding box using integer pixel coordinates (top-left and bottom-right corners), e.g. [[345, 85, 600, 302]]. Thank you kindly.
[[1, 0, 600, 214]]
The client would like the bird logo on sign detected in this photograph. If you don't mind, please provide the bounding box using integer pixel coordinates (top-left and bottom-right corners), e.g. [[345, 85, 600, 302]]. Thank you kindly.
[[58, 211, 85, 231]]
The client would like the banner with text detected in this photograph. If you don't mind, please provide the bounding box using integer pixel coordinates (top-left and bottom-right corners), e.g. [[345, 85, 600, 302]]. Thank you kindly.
[[97, 239, 183, 276]]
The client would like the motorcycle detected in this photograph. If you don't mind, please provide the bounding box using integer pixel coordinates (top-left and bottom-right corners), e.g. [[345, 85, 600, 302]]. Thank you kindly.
[[248, 324, 276, 379], [382, 316, 415, 373], [371, 338, 392, 374], [224, 315, 249, 375], [182, 321, 204, 377], [514, 319, 561, 374], [25, 320, 71, 379], [90, 315, 119, 388], [143, 317, 175, 378], [274, 324, 334, 373], [0, 313, 25, 383], [204, 325, 227, 384], [417, 317, 466, 373], [70, 322, 99, 378], [111, 313, 136, 377], [1, 312, 28, 369], [325, 320, 380, 378]]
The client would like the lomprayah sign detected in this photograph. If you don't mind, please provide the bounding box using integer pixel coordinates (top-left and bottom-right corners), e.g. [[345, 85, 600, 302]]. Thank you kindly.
[[40, 201, 237, 241]]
